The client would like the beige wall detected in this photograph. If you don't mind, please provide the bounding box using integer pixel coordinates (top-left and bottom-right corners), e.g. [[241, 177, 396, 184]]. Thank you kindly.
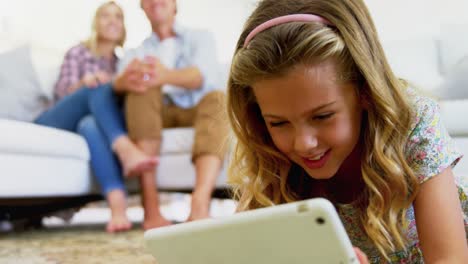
[[0, 0, 256, 63], [366, 0, 468, 41], [0, 0, 467, 62]]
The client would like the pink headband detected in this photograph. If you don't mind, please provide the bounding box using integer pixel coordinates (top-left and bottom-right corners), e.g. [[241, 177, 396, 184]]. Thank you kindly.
[[243, 14, 333, 48]]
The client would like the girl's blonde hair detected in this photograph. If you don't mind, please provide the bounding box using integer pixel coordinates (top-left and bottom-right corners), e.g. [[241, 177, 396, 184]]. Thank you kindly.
[[227, 0, 419, 259], [84, 1, 126, 56]]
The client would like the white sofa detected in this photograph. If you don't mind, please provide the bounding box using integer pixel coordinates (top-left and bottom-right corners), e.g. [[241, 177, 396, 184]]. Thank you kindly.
[[0, 120, 228, 197], [0, 41, 230, 222]]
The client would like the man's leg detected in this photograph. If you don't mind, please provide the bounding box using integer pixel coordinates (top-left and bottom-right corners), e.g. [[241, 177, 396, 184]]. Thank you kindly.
[[77, 116, 131, 233], [187, 90, 229, 221], [189, 155, 223, 220], [136, 139, 171, 229], [125, 88, 171, 229]]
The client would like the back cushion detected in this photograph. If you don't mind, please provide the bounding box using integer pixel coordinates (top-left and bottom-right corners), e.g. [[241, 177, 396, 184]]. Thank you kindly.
[[381, 37, 443, 92], [0, 45, 49, 121], [437, 55, 468, 100], [439, 24, 468, 75], [30, 44, 66, 100]]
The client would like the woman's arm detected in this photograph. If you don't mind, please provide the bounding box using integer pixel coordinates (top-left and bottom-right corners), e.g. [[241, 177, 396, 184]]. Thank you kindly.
[[54, 47, 83, 100], [414, 167, 468, 263]]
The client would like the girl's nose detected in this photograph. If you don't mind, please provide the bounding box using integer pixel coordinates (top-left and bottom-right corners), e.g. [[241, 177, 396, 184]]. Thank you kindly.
[[294, 128, 318, 155]]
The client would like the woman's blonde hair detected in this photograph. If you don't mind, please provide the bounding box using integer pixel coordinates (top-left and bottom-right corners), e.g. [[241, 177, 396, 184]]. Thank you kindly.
[[227, 0, 419, 259], [84, 1, 126, 56]]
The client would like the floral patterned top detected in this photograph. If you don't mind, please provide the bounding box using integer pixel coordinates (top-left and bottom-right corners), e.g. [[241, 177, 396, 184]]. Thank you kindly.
[[337, 90, 467, 263]]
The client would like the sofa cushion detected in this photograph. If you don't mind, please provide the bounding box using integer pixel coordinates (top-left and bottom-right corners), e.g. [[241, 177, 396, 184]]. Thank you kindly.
[[0, 45, 49, 121], [382, 37, 443, 91], [30, 43, 65, 100], [0, 153, 92, 198], [436, 56, 468, 100], [439, 24, 468, 75], [440, 99, 468, 136], [160, 127, 194, 155], [0, 119, 89, 161]]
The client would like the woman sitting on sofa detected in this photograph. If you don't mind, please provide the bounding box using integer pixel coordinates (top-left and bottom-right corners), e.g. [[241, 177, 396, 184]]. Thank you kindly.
[[35, 1, 156, 232]]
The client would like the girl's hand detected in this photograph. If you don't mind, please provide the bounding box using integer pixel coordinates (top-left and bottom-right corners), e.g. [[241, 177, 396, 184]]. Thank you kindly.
[[354, 247, 369, 264]]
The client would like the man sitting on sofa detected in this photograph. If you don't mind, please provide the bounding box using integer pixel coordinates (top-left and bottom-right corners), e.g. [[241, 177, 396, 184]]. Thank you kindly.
[[112, 0, 228, 229]]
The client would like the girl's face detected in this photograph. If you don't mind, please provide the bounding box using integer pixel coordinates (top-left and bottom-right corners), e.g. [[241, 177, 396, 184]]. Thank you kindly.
[[96, 4, 124, 43], [141, 0, 176, 25], [253, 61, 364, 180]]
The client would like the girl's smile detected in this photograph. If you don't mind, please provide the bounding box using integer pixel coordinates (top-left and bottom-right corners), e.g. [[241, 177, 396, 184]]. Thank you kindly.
[[301, 149, 331, 169]]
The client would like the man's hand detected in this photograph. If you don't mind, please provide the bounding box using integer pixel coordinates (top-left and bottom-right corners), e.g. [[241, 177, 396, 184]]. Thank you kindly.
[[114, 56, 171, 93], [114, 59, 149, 93], [141, 56, 169, 88]]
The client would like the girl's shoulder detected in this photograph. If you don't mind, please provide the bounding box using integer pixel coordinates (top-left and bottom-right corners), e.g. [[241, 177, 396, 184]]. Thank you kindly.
[[404, 87, 462, 183], [405, 87, 440, 132]]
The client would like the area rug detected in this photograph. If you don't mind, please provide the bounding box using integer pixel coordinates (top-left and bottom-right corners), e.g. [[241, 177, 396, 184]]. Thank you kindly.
[[0, 193, 236, 263], [0, 225, 155, 263]]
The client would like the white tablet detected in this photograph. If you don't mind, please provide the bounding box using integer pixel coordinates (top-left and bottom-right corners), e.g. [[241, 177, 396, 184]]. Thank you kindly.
[[144, 198, 358, 264]]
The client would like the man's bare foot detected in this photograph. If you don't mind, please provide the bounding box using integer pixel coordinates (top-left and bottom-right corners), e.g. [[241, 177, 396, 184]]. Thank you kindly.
[[106, 215, 132, 233], [113, 136, 159, 177], [187, 214, 210, 222], [187, 196, 211, 221], [187, 209, 210, 222], [143, 217, 172, 230]]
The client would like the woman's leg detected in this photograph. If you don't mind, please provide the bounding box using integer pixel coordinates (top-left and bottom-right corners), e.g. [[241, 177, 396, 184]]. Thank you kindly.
[[88, 83, 158, 177], [77, 116, 132, 233], [34, 88, 91, 131], [88, 83, 125, 142]]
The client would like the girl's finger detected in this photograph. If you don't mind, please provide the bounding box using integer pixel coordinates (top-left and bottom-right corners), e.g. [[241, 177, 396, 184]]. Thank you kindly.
[[354, 247, 369, 264]]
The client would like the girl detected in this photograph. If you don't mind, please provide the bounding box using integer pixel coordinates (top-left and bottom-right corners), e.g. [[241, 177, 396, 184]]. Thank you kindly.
[[227, 0, 468, 262], [35, 1, 157, 232]]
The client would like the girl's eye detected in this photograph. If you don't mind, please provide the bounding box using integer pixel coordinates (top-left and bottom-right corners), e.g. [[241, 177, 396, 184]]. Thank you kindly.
[[315, 113, 334, 120], [269, 121, 287, 127]]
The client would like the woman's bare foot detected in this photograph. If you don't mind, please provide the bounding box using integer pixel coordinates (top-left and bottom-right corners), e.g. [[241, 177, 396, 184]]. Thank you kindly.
[[107, 215, 132, 233], [113, 136, 159, 177], [106, 189, 132, 233], [143, 216, 172, 230], [124, 157, 159, 178]]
